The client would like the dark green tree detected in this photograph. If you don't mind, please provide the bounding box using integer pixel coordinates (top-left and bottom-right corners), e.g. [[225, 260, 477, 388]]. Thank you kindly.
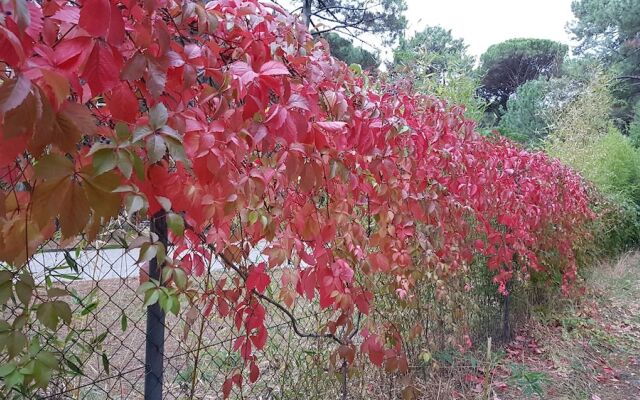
[[300, 0, 407, 44], [498, 77, 582, 146], [478, 39, 568, 118], [393, 26, 474, 79], [388, 26, 484, 121], [323, 33, 380, 70], [569, 0, 640, 123]]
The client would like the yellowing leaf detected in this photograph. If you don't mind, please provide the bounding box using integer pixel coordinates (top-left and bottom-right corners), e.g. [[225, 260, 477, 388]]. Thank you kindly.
[[59, 179, 90, 238], [3, 92, 37, 138], [31, 100, 96, 154], [41, 69, 69, 106], [82, 171, 121, 219], [34, 154, 74, 181], [0, 216, 49, 266]]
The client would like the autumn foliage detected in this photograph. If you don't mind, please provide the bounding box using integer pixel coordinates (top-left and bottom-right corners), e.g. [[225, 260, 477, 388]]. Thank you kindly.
[[0, 0, 594, 395]]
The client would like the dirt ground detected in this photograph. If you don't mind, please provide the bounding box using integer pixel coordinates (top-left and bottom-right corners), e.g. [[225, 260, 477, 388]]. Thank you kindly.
[[487, 252, 640, 399]]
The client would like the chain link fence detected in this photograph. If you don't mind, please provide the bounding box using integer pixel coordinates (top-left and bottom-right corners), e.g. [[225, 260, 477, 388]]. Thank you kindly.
[[0, 205, 353, 399], [1, 161, 528, 400]]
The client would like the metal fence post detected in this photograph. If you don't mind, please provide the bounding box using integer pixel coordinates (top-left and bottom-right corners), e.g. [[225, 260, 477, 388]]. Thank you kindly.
[[145, 211, 168, 399]]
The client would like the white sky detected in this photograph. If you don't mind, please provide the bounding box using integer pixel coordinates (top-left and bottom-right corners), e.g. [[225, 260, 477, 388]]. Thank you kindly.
[[276, 0, 578, 62], [402, 0, 578, 59]]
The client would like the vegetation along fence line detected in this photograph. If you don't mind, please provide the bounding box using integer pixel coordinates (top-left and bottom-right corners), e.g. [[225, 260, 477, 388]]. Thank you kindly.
[[0, 0, 607, 399]]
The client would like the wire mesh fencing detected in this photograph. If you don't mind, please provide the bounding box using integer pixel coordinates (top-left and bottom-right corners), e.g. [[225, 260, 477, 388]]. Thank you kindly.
[[0, 208, 352, 400]]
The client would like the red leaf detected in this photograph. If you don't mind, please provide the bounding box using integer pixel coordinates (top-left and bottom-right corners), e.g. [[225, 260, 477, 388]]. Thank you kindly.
[[222, 377, 233, 399], [82, 40, 121, 96], [0, 25, 25, 68], [107, 3, 126, 45], [246, 264, 270, 294], [107, 84, 138, 123], [245, 303, 265, 331], [51, 7, 80, 24], [0, 75, 31, 113], [354, 291, 373, 315], [259, 60, 289, 76], [249, 362, 260, 383], [147, 57, 167, 98], [231, 61, 258, 85], [0, 132, 28, 166], [361, 335, 385, 366], [315, 121, 347, 133], [240, 339, 252, 360], [78, 0, 110, 38], [250, 326, 268, 350], [55, 36, 94, 72]]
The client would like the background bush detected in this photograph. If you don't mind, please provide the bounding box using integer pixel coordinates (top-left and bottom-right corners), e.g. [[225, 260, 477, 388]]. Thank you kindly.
[[547, 72, 640, 255]]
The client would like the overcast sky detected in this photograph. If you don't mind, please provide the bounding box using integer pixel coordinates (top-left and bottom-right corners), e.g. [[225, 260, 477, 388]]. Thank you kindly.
[[401, 0, 577, 58], [277, 0, 579, 62]]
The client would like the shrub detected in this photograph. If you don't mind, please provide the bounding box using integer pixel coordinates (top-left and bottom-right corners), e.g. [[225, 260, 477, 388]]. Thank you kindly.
[[547, 72, 640, 255], [628, 103, 640, 148]]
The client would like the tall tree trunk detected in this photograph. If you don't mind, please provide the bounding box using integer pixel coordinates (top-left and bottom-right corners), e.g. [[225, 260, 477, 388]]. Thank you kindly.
[[302, 0, 312, 28]]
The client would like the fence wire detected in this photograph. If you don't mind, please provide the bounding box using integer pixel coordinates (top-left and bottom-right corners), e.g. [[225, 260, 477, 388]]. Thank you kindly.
[[1, 162, 521, 400], [0, 209, 351, 400]]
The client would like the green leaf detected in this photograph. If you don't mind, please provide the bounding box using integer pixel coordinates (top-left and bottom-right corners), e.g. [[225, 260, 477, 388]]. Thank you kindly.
[[14, 278, 32, 306], [37, 351, 58, 369], [159, 125, 181, 141], [132, 125, 153, 142], [146, 134, 167, 164], [54, 301, 72, 325], [11, 313, 27, 330], [161, 266, 173, 284], [92, 148, 117, 176], [64, 251, 79, 273], [7, 331, 26, 358], [132, 152, 145, 180], [247, 210, 259, 225], [102, 352, 110, 375], [92, 331, 108, 346], [149, 103, 168, 130], [65, 358, 83, 376], [169, 294, 180, 315], [120, 311, 128, 332], [36, 302, 59, 330], [115, 122, 131, 140], [349, 63, 363, 74], [0, 279, 13, 306], [137, 243, 158, 264], [126, 194, 145, 216], [167, 213, 185, 237], [116, 151, 133, 179], [0, 362, 16, 378], [143, 288, 160, 307], [4, 369, 23, 389], [165, 136, 188, 164], [156, 196, 172, 212], [80, 301, 98, 316], [33, 358, 54, 388], [173, 267, 187, 290], [0, 270, 13, 285], [137, 281, 156, 294]]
